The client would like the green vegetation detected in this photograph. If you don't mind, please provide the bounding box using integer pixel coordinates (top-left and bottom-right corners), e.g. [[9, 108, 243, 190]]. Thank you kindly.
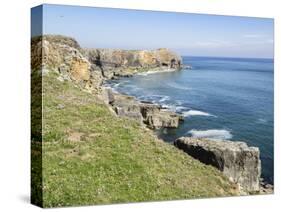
[[33, 72, 238, 207]]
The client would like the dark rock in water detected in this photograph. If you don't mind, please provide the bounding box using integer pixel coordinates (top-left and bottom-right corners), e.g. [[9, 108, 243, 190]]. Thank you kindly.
[[174, 137, 261, 192], [184, 65, 192, 69], [113, 72, 134, 78], [259, 178, 274, 194]]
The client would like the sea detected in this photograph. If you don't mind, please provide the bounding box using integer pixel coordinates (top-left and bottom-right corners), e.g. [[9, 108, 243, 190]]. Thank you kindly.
[[106, 56, 274, 184]]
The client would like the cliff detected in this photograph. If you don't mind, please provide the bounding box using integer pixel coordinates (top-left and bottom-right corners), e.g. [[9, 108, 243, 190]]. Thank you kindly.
[[84, 48, 182, 78], [31, 35, 183, 93], [174, 137, 261, 192]]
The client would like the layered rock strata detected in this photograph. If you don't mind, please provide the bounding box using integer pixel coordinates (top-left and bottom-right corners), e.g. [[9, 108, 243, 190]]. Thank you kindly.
[[32, 35, 183, 93], [102, 88, 183, 129], [174, 137, 261, 192], [84, 48, 183, 79]]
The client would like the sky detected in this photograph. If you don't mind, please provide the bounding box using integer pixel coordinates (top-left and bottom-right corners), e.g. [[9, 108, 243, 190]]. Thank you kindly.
[[32, 4, 274, 58]]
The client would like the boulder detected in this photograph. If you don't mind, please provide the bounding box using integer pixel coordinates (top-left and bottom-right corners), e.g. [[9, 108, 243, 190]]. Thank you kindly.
[[140, 102, 181, 129], [145, 110, 181, 129], [108, 94, 182, 128], [100, 87, 115, 104], [174, 137, 261, 192], [110, 93, 143, 124]]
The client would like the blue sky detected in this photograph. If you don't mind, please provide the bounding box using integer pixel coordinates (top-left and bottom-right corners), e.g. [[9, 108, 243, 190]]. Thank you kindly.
[[32, 4, 274, 58]]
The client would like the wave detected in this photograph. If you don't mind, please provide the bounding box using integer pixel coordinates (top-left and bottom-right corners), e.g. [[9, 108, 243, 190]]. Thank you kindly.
[[163, 105, 187, 112], [158, 96, 170, 103], [257, 118, 267, 124], [139, 94, 170, 103], [167, 82, 192, 91], [137, 68, 178, 76], [188, 129, 232, 140], [182, 110, 216, 117]]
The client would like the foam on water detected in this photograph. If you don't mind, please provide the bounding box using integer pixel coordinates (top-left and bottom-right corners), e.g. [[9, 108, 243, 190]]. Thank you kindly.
[[167, 82, 192, 91], [182, 110, 216, 117], [188, 129, 233, 140], [137, 68, 177, 76], [257, 118, 268, 124]]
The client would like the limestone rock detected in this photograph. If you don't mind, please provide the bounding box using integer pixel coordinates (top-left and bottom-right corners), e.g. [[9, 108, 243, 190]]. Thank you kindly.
[[32, 35, 183, 93], [84, 48, 183, 79], [69, 57, 90, 82], [140, 102, 181, 129], [146, 110, 180, 129], [107, 93, 182, 128], [100, 87, 115, 105], [174, 137, 261, 192], [110, 93, 143, 124]]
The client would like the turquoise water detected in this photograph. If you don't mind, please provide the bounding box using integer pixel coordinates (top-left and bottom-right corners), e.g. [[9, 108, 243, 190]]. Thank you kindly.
[[107, 56, 274, 184]]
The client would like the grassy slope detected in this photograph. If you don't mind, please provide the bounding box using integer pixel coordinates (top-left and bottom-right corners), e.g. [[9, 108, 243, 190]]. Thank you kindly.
[[38, 72, 237, 207]]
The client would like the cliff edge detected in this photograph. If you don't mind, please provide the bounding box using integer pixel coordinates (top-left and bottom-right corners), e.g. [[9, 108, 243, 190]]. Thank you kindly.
[[31, 35, 183, 93]]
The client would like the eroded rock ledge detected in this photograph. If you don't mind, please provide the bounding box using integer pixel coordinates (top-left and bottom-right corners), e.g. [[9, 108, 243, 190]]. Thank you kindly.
[[102, 87, 183, 129], [84, 48, 183, 79], [174, 137, 261, 192]]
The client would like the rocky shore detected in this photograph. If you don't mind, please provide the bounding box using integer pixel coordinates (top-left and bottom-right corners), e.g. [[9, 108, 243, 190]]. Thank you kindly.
[[32, 34, 273, 194], [101, 87, 184, 129]]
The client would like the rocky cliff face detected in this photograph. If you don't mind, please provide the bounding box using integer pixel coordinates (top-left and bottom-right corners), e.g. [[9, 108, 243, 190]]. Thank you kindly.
[[174, 137, 261, 192], [84, 48, 182, 79], [32, 35, 183, 92], [31, 35, 101, 92]]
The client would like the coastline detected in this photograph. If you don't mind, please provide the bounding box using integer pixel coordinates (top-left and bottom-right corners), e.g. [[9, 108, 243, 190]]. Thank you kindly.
[[32, 35, 273, 198]]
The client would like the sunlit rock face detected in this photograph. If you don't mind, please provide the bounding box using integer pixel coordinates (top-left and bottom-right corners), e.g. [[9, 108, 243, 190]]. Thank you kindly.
[[174, 137, 261, 192]]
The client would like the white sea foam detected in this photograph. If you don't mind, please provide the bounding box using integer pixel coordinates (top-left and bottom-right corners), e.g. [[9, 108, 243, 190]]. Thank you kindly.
[[140, 95, 171, 104], [182, 110, 216, 117], [188, 129, 232, 140], [167, 82, 191, 91], [257, 118, 267, 124], [158, 96, 170, 102], [137, 68, 178, 76], [113, 82, 121, 88], [161, 104, 187, 112]]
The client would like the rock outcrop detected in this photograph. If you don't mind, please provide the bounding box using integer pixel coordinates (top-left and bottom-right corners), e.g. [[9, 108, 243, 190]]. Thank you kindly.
[[174, 137, 261, 192], [31, 35, 102, 93], [140, 102, 183, 128], [32, 35, 183, 93], [84, 48, 183, 79], [102, 88, 183, 128]]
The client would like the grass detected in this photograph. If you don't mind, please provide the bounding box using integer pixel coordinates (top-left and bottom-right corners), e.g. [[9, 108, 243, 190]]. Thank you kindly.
[[32, 72, 238, 208]]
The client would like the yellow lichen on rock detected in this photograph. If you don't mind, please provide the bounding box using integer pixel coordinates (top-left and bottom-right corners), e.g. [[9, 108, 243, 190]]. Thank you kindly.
[[70, 57, 90, 82], [138, 50, 158, 67]]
